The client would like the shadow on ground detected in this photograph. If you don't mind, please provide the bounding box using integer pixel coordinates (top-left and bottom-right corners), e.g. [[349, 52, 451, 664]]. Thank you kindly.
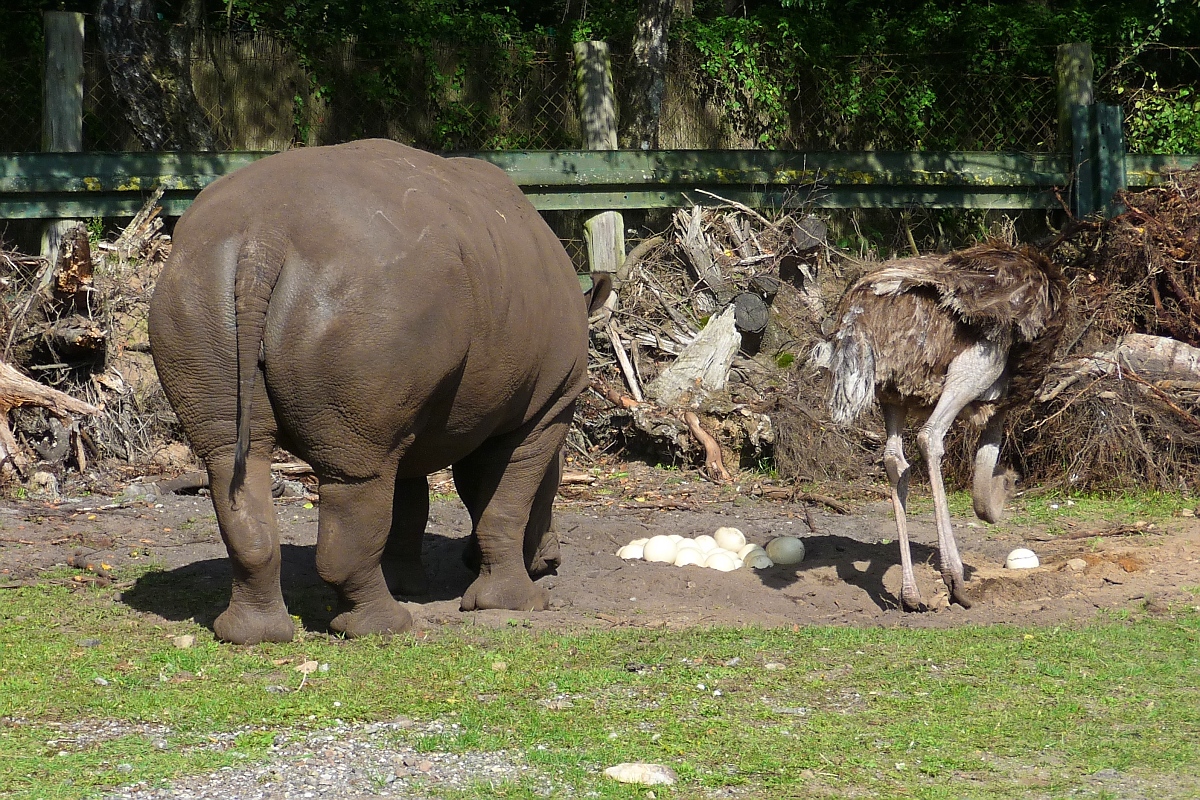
[[120, 532, 480, 636], [750, 533, 971, 611]]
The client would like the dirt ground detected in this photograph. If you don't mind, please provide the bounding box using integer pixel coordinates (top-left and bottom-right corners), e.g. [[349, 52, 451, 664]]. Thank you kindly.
[[2, 461, 1199, 634]]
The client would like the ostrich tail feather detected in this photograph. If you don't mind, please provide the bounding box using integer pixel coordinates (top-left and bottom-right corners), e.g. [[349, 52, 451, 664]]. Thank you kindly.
[[828, 307, 876, 425]]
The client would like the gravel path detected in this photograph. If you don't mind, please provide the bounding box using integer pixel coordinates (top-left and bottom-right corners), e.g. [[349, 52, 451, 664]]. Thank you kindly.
[[52, 717, 550, 799]]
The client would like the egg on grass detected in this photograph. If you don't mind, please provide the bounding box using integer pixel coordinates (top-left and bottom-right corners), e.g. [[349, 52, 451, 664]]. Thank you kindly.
[[616, 543, 644, 560], [642, 535, 678, 563], [704, 550, 739, 571], [737, 542, 765, 559], [1005, 548, 1039, 569], [673, 548, 706, 567], [713, 526, 746, 552], [745, 551, 774, 569], [765, 536, 806, 565]]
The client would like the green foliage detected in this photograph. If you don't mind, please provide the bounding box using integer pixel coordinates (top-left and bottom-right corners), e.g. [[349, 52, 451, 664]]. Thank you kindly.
[[1121, 82, 1200, 153], [672, 0, 1200, 151]]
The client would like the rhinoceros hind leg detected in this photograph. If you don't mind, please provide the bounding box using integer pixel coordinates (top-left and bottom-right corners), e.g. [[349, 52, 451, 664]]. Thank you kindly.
[[317, 476, 414, 637], [206, 448, 295, 644]]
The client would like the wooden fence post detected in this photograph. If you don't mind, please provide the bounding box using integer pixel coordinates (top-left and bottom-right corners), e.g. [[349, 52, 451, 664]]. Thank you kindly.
[[1056, 42, 1093, 152], [572, 41, 625, 276], [41, 11, 86, 265]]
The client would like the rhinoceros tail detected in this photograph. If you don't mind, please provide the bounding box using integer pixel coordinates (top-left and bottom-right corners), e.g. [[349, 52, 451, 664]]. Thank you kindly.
[[231, 233, 287, 508], [827, 303, 876, 426]]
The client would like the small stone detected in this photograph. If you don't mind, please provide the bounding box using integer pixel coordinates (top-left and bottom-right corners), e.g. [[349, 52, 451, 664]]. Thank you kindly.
[[604, 762, 677, 786], [1066, 558, 1088, 572], [763, 662, 786, 670], [173, 634, 195, 649], [152, 738, 170, 750], [491, 661, 507, 672], [93, 677, 109, 686], [77, 638, 102, 648], [418, 760, 434, 773], [116, 763, 133, 773]]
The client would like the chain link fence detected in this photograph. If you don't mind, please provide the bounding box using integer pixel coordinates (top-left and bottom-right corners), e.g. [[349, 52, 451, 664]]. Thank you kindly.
[[0, 20, 1090, 156], [4, 19, 1197, 164]]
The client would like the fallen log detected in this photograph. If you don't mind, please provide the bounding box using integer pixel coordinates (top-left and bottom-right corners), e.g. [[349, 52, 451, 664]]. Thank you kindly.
[[0, 359, 99, 476], [646, 304, 739, 405]]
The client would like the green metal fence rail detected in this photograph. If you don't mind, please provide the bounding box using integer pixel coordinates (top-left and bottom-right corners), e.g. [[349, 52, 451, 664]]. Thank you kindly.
[[1, 149, 1197, 221]]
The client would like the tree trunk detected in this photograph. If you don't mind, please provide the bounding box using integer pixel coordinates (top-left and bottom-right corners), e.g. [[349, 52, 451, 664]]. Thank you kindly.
[[96, 0, 217, 150], [626, 0, 673, 150]]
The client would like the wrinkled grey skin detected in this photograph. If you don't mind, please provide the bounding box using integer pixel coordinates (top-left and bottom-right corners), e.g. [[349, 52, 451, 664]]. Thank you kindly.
[[150, 140, 609, 644]]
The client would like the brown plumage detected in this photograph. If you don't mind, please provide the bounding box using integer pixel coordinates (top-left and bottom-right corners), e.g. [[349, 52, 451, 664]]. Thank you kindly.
[[828, 242, 1066, 611]]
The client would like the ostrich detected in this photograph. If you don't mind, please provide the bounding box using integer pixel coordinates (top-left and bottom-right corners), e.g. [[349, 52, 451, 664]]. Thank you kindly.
[[828, 242, 1066, 611]]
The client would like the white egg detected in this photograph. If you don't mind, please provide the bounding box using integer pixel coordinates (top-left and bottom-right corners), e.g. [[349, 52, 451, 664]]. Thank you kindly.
[[693, 534, 719, 552], [629, 538, 649, 548], [745, 552, 775, 569], [667, 534, 685, 543], [642, 535, 678, 563], [675, 539, 702, 552], [737, 542, 763, 559], [704, 550, 738, 571], [1005, 548, 1040, 569], [616, 544, 644, 560], [765, 536, 806, 565], [673, 548, 706, 567], [713, 526, 746, 552]]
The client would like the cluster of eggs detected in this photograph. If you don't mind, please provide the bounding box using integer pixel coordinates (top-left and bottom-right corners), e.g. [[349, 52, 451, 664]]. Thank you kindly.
[[616, 527, 807, 571]]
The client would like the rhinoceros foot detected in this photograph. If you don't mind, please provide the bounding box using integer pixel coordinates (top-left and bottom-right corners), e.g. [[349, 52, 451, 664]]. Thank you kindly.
[[460, 573, 549, 612], [330, 597, 414, 638], [214, 603, 295, 645]]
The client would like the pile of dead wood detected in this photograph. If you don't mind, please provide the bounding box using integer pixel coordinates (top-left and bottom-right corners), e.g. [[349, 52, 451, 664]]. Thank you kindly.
[[6, 169, 1200, 499], [577, 199, 874, 483], [939, 168, 1200, 493], [0, 189, 185, 496]]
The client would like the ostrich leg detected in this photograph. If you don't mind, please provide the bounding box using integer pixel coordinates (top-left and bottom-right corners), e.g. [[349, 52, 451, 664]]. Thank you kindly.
[[915, 341, 1008, 609], [972, 412, 1016, 523], [882, 402, 925, 611]]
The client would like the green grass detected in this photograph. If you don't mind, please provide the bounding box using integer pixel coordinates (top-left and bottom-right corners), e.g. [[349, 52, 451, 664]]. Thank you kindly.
[[2, 578, 1198, 799], [906, 490, 1190, 536]]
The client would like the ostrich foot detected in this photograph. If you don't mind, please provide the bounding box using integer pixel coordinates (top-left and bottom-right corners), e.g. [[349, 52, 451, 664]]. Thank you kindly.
[[946, 576, 973, 609], [900, 586, 928, 613]]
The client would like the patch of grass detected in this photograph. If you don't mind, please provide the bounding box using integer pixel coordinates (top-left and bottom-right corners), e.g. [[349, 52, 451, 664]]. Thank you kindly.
[[1004, 490, 1190, 530], [904, 490, 973, 518], [902, 489, 1189, 534], [1, 583, 1198, 799]]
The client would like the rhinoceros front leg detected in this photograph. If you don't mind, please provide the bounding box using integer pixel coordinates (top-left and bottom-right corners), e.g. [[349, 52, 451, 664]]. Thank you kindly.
[[454, 408, 572, 612], [206, 448, 295, 644], [315, 475, 415, 637], [381, 476, 431, 597]]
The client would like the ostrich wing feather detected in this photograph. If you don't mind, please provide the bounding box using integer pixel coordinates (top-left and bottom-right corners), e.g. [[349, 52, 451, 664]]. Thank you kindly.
[[865, 244, 1060, 342]]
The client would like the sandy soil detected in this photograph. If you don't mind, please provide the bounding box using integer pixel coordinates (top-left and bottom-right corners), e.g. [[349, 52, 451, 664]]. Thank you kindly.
[[2, 462, 1199, 634]]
